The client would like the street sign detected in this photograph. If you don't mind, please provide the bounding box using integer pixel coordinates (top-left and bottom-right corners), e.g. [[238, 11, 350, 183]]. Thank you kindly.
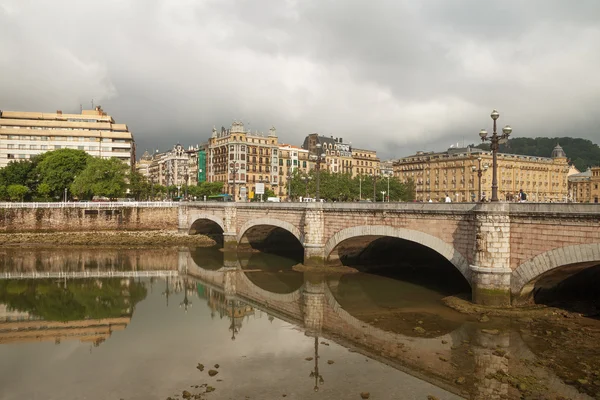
[[256, 183, 265, 195]]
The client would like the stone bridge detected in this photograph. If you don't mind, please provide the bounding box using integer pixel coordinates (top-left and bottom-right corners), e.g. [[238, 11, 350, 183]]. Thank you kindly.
[[179, 202, 600, 306], [179, 250, 588, 400]]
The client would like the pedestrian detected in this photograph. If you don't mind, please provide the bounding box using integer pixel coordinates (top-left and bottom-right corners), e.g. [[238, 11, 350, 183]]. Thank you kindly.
[[519, 189, 527, 202], [445, 194, 452, 203]]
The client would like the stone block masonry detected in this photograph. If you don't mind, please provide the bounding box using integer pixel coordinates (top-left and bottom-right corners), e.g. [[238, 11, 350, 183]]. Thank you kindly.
[[180, 202, 600, 306], [0, 204, 179, 232]]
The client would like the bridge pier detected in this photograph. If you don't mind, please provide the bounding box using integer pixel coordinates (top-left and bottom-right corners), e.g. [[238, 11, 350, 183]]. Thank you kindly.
[[470, 206, 512, 307], [304, 244, 326, 267], [223, 233, 238, 251]]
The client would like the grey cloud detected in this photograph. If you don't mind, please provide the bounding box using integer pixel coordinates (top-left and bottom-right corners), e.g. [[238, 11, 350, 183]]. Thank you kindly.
[[0, 0, 599, 160]]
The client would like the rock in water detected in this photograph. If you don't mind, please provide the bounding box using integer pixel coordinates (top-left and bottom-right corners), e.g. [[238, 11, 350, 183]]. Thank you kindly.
[[481, 329, 499, 335], [360, 392, 370, 399], [327, 360, 335, 365], [208, 369, 219, 377], [413, 326, 426, 334], [214, 364, 220, 369], [196, 363, 204, 371], [182, 391, 192, 399]]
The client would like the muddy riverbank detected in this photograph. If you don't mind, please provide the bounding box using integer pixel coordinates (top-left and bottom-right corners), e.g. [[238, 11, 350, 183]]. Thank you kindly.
[[0, 230, 217, 248]]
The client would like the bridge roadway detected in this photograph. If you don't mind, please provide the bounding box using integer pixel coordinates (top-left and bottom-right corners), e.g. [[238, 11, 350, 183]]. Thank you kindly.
[[179, 202, 600, 306], [181, 251, 588, 400]]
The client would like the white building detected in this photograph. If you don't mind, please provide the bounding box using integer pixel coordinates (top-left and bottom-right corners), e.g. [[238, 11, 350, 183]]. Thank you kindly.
[[0, 106, 135, 168]]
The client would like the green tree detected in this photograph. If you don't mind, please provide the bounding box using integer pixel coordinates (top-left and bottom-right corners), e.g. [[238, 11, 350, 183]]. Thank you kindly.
[[36, 183, 52, 201], [128, 171, 151, 200], [71, 157, 128, 199], [187, 182, 225, 200], [34, 149, 91, 200], [476, 137, 600, 171], [0, 160, 35, 188], [7, 184, 29, 202]]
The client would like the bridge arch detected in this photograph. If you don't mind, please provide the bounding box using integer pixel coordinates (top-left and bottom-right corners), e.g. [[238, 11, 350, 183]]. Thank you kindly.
[[188, 213, 225, 234], [236, 217, 304, 245], [511, 242, 600, 297], [323, 225, 471, 283]]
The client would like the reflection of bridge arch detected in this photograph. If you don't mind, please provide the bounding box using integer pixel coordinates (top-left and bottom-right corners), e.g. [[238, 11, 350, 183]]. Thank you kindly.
[[322, 284, 465, 343], [188, 213, 225, 234], [323, 225, 471, 283], [511, 243, 600, 296], [236, 218, 304, 245], [184, 253, 304, 304], [236, 271, 303, 304]]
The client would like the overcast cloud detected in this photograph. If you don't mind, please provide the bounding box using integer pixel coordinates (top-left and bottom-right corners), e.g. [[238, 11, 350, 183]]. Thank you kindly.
[[1, 0, 599, 159]]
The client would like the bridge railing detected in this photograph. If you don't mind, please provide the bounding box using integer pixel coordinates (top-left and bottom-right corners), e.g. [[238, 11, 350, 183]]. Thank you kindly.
[[0, 201, 178, 209], [0, 270, 179, 280]]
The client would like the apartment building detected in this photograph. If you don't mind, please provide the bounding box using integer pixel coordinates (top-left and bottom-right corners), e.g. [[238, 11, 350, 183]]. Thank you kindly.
[[351, 148, 380, 177], [394, 144, 570, 202], [569, 166, 600, 203], [0, 106, 134, 168], [302, 134, 354, 174], [208, 122, 279, 201], [278, 144, 311, 199]]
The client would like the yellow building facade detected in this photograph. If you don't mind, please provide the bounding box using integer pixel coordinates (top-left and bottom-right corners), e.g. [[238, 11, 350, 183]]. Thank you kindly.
[[351, 148, 380, 178], [277, 144, 310, 199], [208, 122, 280, 200], [569, 167, 600, 203], [394, 145, 570, 202]]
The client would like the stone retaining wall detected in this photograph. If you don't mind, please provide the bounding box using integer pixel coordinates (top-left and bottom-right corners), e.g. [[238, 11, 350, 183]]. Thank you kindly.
[[0, 206, 178, 232]]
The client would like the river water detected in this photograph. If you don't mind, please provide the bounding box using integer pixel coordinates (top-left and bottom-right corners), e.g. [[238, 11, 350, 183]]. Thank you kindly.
[[0, 246, 599, 400]]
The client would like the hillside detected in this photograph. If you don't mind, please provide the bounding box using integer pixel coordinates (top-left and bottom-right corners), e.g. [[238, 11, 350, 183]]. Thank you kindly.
[[475, 137, 600, 172]]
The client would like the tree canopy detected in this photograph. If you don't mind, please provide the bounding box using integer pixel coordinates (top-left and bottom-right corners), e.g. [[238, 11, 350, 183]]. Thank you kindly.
[[285, 170, 413, 202], [34, 149, 91, 200], [71, 157, 129, 199], [475, 137, 600, 172], [0, 278, 147, 322]]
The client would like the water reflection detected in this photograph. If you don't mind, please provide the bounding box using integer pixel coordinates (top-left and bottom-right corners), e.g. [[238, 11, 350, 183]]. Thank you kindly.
[[0, 247, 598, 399]]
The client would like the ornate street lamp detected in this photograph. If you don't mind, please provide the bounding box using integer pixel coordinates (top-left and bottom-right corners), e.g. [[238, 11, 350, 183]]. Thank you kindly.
[[372, 173, 377, 202], [301, 175, 312, 198], [309, 336, 324, 392], [184, 167, 189, 200], [229, 162, 239, 202], [310, 143, 326, 201], [479, 109, 512, 202], [471, 157, 489, 202]]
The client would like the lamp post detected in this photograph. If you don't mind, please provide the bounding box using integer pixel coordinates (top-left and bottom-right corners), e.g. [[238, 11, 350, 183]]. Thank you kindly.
[[230, 162, 238, 202], [479, 109, 512, 202], [301, 175, 312, 198], [184, 168, 189, 200], [386, 175, 390, 202], [372, 173, 377, 202], [309, 336, 324, 392], [64, 187, 68, 202], [471, 157, 488, 202], [310, 143, 326, 201], [359, 175, 362, 201], [287, 168, 292, 201]]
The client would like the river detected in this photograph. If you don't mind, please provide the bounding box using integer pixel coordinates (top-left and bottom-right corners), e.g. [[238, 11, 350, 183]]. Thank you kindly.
[[0, 246, 599, 399]]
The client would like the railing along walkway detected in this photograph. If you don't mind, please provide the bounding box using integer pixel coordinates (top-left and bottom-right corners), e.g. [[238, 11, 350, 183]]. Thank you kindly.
[[0, 270, 179, 280], [0, 201, 177, 209]]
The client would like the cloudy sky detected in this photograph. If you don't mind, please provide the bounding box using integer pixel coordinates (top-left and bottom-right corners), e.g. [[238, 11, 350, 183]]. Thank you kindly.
[[1, 0, 599, 160]]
